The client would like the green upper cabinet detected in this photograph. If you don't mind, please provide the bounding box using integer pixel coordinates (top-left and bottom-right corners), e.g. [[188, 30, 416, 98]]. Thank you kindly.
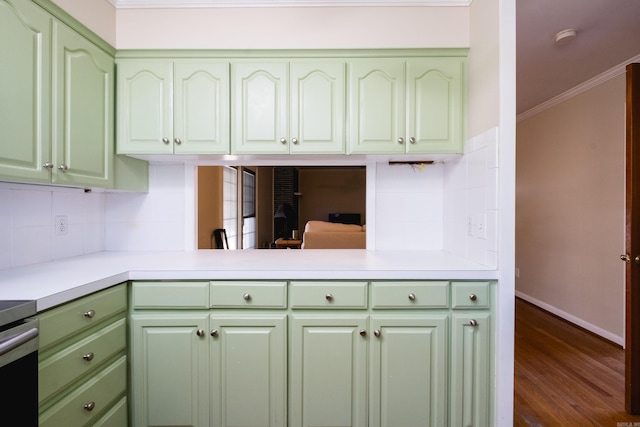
[[349, 57, 465, 154], [117, 59, 230, 155], [52, 21, 114, 187], [1, 0, 120, 188], [0, 0, 51, 183], [231, 60, 345, 155]]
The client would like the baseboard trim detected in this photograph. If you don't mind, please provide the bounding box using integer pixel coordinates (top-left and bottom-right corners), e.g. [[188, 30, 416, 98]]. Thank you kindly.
[[515, 291, 624, 347]]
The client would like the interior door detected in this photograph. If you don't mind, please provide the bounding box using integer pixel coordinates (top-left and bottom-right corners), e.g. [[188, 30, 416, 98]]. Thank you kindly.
[[624, 62, 640, 414]]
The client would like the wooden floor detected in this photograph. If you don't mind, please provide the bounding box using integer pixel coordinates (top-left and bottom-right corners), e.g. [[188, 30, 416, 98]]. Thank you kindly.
[[514, 298, 640, 426]]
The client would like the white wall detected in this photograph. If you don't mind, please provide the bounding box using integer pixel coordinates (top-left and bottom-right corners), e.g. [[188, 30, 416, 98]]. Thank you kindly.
[[114, 6, 468, 49], [51, 0, 116, 45], [516, 74, 626, 344]]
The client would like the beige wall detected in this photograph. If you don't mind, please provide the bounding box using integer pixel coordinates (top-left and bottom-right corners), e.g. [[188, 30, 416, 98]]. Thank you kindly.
[[197, 166, 223, 249], [516, 74, 626, 343], [298, 167, 366, 229]]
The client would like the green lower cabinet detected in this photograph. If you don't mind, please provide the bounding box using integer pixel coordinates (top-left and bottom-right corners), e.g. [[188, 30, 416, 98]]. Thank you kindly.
[[129, 313, 210, 427], [209, 314, 287, 427], [289, 315, 369, 427], [369, 315, 448, 427], [450, 312, 491, 427]]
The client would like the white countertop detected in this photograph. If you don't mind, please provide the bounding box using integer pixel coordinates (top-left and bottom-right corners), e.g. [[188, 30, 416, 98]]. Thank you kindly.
[[0, 250, 498, 311]]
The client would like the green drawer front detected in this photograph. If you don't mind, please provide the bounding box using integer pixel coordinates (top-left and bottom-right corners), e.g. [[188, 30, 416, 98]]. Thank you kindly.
[[131, 281, 209, 309], [39, 356, 127, 427], [210, 281, 287, 308], [290, 281, 368, 309], [92, 396, 128, 427], [451, 281, 491, 309], [39, 318, 126, 405], [371, 281, 450, 309], [38, 284, 127, 351]]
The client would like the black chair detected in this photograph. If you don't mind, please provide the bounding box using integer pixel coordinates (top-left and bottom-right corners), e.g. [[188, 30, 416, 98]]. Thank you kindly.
[[211, 228, 229, 249]]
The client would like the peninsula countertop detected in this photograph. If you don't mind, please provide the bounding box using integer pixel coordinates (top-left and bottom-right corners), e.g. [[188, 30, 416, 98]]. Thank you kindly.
[[0, 250, 498, 311]]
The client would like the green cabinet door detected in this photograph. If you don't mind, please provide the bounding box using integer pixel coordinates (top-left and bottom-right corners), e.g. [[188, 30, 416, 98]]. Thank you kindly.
[[52, 21, 114, 187], [173, 60, 230, 154], [348, 59, 405, 154], [231, 61, 288, 155], [117, 60, 173, 154], [0, 0, 51, 183], [289, 61, 345, 154], [406, 58, 464, 153], [130, 313, 210, 427], [450, 312, 491, 427], [369, 315, 448, 427], [289, 315, 368, 427], [210, 315, 287, 427]]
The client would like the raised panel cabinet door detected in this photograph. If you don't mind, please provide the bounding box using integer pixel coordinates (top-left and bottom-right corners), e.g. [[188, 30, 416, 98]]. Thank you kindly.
[[130, 313, 210, 427], [117, 59, 173, 154], [231, 61, 288, 154], [406, 58, 464, 154], [369, 315, 448, 427], [0, 0, 51, 183], [174, 60, 230, 154], [348, 59, 405, 154], [450, 312, 491, 427], [210, 315, 287, 427], [289, 61, 345, 154], [52, 22, 113, 187], [289, 315, 368, 427]]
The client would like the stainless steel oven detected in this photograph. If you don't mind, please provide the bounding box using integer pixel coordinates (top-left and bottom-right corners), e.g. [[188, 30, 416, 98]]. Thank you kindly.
[[0, 300, 39, 426]]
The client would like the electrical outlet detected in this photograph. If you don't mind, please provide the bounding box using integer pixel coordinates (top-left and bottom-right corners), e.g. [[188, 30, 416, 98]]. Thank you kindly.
[[55, 215, 68, 236], [467, 216, 474, 237], [476, 213, 487, 239]]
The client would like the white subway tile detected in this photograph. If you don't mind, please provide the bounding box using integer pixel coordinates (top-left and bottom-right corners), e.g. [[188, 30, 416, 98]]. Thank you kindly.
[[12, 226, 51, 267]]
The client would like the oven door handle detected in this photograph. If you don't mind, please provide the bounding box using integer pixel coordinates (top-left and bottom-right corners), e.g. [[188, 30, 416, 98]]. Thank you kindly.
[[0, 328, 39, 357]]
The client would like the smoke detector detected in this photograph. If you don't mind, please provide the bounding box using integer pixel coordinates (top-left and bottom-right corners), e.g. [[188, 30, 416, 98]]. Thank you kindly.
[[555, 29, 577, 46]]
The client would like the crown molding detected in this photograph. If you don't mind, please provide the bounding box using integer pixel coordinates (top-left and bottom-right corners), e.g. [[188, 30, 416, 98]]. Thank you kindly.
[[106, 0, 470, 8], [517, 52, 640, 122]]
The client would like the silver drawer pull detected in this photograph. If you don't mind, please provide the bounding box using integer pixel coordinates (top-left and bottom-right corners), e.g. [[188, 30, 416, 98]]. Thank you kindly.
[[243, 293, 251, 301], [162, 137, 170, 144], [83, 352, 95, 361], [374, 329, 381, 338], [83, 310, 95, 319], [325, 293, 333, 301], [408, 293, 416, 301], [196, 329, 205, 337], [469, 294, 478, 301], [359, 329, 367, 337], [84, 401, 95, 411], [469, 319, 478, 327], [210, 329, 219, 337]]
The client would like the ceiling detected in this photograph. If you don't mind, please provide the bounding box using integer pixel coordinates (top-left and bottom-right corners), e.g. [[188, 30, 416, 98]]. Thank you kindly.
[[106, 0, 640, 116], [516, 0, 640, 115]]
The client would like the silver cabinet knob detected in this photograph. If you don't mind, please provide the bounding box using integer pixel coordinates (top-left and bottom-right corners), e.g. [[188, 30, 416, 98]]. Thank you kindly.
[[292, 137, 298, 144], [469, 319, 478, 327], [359, 329, 367, 337], [409, 137, 416, 144], [243, 293, 251, 301], [83, 352, 95, 361], [408, 293, 416, 301], [57, 164, 69, 173], [325, 293, 333, 301], [280, 137, 287, 144], [83, 310, 95, 319], [196, 329, 205, 337], [397, 137, 404, 145], [374, 329, 381, 337], [162, 137, 170, 144], [43, 162, 54, 170], [84, 402, 95, 411], [469, 294, 477, 301], [210, 329, 219, 337], [174, 137, 182, 145]]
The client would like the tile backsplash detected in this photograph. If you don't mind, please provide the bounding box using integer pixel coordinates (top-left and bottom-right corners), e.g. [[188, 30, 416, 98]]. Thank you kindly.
[[0, 127, 499, 270]]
